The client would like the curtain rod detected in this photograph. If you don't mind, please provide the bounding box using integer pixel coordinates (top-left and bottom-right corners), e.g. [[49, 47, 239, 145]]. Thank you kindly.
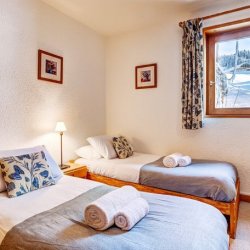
[[179, 5, 250, 27]]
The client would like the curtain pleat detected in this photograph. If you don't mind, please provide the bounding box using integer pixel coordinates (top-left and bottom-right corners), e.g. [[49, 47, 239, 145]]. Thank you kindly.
[[182, 19, 204, 130]]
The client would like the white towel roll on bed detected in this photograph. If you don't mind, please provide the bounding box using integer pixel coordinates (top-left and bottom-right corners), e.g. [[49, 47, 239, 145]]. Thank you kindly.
[[115, 197, 149, 230], [178, 156, 192, 167], [84, 186, 140, 230], [163, 153, 183, 168]]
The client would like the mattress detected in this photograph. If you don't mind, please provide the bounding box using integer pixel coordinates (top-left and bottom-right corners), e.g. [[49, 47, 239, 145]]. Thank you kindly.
[[140, 157, 238, 202], [75, 152, 238, 202], [0, 175, 101, 244], [0, 176, 229, 250], [75, 152, 159, 183]]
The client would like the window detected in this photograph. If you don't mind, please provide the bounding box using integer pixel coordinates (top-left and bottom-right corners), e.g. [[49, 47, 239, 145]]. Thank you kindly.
[[205, 24, 250, 117]]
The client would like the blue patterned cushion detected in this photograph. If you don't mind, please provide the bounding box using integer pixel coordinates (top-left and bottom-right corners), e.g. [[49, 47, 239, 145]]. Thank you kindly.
[[0, 151, 55, 198]]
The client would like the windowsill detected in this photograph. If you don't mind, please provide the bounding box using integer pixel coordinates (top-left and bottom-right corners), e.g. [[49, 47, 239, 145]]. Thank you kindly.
[[205, 114, 250, 118]]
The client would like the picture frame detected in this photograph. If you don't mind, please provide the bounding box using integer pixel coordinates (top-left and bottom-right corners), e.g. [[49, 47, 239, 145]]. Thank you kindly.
[[38, 49, 63, 84], [135, 63, 157, 89]]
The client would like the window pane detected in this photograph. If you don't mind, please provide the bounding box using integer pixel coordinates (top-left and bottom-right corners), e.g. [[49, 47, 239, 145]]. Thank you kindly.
[[215, 37, 250, 108]]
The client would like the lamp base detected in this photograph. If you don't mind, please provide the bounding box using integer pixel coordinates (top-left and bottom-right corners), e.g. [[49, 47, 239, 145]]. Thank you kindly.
[[59, 164, 70, 170]]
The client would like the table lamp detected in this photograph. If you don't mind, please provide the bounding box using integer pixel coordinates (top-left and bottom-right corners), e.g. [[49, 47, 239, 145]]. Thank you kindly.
[[55, 122, 69, 170]]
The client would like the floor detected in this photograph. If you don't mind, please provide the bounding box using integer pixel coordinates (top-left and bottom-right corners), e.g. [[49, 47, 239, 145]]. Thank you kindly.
[[230, 202, 250, 250]]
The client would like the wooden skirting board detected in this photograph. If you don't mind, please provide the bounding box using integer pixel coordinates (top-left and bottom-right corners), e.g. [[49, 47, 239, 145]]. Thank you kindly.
[[86, 172, 240, 239], [240, 194, 250, 203]]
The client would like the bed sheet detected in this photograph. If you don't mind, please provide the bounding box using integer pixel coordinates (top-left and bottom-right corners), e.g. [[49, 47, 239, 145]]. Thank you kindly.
[[75, 152, 160, 183], [1, 185, 229, 250], [0, 176, 101, 244]]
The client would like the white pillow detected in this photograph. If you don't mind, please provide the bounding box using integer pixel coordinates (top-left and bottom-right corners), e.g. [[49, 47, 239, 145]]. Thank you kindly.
[[41, 146, 63, 182], [87, 135, 117, 159], [75, 145, 102, 160], [0, 145, 63, 192]]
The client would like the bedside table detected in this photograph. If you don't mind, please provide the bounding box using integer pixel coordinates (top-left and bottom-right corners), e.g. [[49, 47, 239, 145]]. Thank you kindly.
[[62, 163, 87, 178]]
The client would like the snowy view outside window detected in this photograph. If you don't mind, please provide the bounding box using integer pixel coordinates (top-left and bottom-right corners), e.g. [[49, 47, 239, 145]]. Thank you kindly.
[[215, 37, 250, 108]]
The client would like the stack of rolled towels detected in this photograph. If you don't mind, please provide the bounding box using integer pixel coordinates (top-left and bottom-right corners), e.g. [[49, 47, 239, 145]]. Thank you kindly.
[[84, 186, 149, 231], [163, 153, 192, 168]]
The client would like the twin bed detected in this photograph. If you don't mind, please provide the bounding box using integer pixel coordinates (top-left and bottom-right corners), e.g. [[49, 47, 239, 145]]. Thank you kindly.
[[75, 152, 240, 238], [0, 176, 229, 250]]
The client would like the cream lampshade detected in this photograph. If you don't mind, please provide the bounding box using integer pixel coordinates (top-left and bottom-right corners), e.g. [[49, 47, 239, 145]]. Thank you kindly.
[[55, 122, 67, 133], [55, 122, 69, 170]]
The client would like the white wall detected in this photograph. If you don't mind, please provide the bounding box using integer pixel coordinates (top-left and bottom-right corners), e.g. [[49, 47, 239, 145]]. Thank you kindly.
[[0, 0, 106, 162], [2, 0, 250, 194], [105, 5, 250, 194]]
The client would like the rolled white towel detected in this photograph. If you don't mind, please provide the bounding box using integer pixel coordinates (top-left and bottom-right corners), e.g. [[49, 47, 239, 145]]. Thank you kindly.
[[178, 155, 192, 167], [115, 197, 149, 230], [163, 153, 183, 168], [84, 186, 140, 230]]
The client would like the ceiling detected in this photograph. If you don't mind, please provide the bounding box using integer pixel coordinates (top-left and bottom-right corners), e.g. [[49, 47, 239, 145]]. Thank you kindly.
[[41, 0, 248, 36]]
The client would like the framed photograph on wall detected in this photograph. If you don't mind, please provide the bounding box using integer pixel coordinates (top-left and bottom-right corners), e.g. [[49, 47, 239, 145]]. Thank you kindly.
[[38, 49, 63, 84], [135, 63, 157, 89]]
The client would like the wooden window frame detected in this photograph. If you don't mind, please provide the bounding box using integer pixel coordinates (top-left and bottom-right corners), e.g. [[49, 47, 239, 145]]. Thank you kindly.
[[205, 20, 250, 118]]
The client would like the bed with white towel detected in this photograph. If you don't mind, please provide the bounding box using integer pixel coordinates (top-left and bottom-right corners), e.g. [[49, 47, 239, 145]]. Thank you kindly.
[[0, 175, 229, 250], [75, 152, 240, 238], [75, 152, 238, 202]]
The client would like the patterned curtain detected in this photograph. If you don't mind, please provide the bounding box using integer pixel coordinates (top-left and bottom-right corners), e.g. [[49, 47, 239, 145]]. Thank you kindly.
[[182, 18, 204, 130]]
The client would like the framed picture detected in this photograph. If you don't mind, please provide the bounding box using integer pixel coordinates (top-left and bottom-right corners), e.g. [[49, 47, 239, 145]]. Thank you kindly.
[[135, 63, 157, 89], [38, 49, 63, 84]]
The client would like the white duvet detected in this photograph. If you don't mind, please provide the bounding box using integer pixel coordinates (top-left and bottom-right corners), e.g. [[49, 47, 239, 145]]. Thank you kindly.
[[75, 152, 160, 183], [0, 176, 101, 244]]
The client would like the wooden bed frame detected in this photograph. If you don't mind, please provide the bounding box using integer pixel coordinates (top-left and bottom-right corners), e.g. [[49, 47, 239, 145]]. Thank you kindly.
[[87, 172, 240, 239]]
